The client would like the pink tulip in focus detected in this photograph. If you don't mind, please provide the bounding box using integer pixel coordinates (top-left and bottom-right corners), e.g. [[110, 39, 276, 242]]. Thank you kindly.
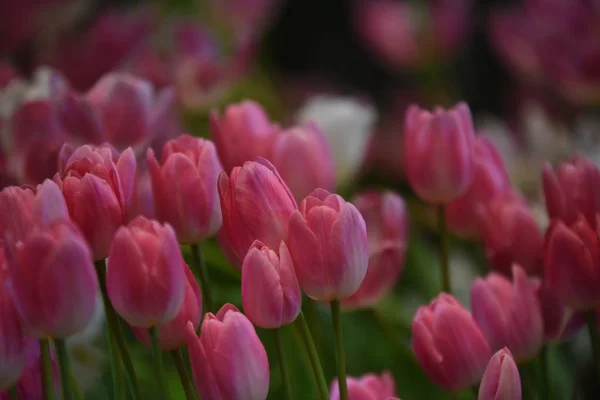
[[55, 144, 136, 260], [404, 102, 476, 204], [0, 186, 35, 243], [241, 240, 301, 329], [330, 371, 397, 400], [471, 264, 544, 362], [4, 220, 99, 338], [218, 159, 297, 267], [412, 293, 492, 391], [543, 156, 600, 229], [107, 216, 186, 328], [479, 190, 544, 276], [132, 264, 201, 350], [446, 135, 510, 238], [342, 191, 407, 309], [478, 348, 521, 400], [270, 123, 336, 201], [544, 216, 600, 310], [185, 304, 270, 400], [147, 135, 223, 244], [210, 101, 279, 172]]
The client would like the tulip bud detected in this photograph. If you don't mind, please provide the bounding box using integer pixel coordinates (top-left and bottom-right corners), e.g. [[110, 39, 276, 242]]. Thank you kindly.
[[330, 371, 397, 400], [478, 348, 521, 400], [412, 293, 492, 391], [241, 240, 301, 329], [0, 186, 35, 243], [107, 216, 186, 328], [287, 188, 369, 301], [132, 264, 202, 350], [4, 220, 99, 338], [471, 264, 544, 362], [342, 191, 407, 309], [55, 144, 136, 260], [270, 123, 336, 201], [446, 135, 510, 238], [544, 216, 600, 310], [543, 156, 600, 229], [210, 101, 279, 172], [479, 190, 544, 276], [185, 304, 270, 400], [218, 159, 297, 266], [147, 135, 223, 244], [403, 102, 475, 204]]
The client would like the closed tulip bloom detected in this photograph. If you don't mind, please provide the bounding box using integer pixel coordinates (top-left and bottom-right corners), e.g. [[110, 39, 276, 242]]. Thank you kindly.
[[185, 304, 270, 400], [330, 371, 397, 400], [478, 348, 521, 400], [55, 144, 136, 260], [471, 264, 544, 362], [242, 240, 301, 329], [210, 101, 279, 172], [412, 293, 492, 391], [4, 220, 99, 338], [403, 102, 476, 204], [270, 123, 336, 201], [544, 216, 600, 310], [218, 159, 297, 266], [132, 264, 202, 350], [0, 186, 35, 243], [147, 135, 223, 243], [287, 188, 369, 301], [342, 191, 408, 309], [107, 216, 186, 327], [543, 156, 600, 229]]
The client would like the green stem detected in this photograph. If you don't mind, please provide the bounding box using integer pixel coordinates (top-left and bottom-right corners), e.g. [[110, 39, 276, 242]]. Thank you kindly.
[[295, 312, 329, 400], [40, 339, 54, 400], [9, 386, 18, 400], [170, 349, 198, 400], [438, 205, 451, 294], [331, 301, 348, 400], [112, 317, 141, 399], [585, 311, 600, 380], [150, 327, 169, 399], [303, 298, 323, 363], [521, 361, 539, 400], [274, 328, 293, 400], [54, 339, 73, 400], [94, 260, 126, 400], [540, 345, 549, 400], [190, 243, 214, 314]]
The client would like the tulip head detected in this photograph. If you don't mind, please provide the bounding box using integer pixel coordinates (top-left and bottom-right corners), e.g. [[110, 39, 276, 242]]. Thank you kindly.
[[330, 371, 397, 400], [478, 348, 522, 400]]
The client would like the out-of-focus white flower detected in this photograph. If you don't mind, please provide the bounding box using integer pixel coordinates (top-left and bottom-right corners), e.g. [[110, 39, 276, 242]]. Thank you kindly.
[[296, 95, 377, 187]]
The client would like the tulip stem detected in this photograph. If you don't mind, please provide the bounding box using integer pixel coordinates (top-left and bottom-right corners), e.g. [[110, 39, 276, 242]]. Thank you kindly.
[[150, 327, 169, 399], [170, 349, 198, 400], [190, 244, 214, 314], [55, 339, 73, 400], [40, 339, 55, 400], [296, 312, 329, 400], [438, 205, 452, 294], [331, 301, 348, 400], [540, 345, 549, 400], [274, 328, 293, 400], [585, 311, 600, 379], [9, 386, 18, 400]]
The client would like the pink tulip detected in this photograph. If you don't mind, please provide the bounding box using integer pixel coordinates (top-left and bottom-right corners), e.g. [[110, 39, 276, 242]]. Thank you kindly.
[[471, 264, 544, 362], [544, 216, 600, 310], [330, 371, 397, 400], [478, 348, 521, 400], [185, 304, 270, 400], [0, 186, 35, 243], [4, 220, 99, 338], [241, 240, 301, 329], [210, 101, 279, 172], [107, 216, 186, 328], [412, 293, 492, 391], [55, 144, 136, 260], [218, 159, 297, 267], [270, 123, 336, 201], [287, 188, 369, 301], [403, 102, 475, 204], [342, 191, 407, 309], [128, 168, 155, 220], [147, 135, 223, 244], [132, 264, 201, 350]]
